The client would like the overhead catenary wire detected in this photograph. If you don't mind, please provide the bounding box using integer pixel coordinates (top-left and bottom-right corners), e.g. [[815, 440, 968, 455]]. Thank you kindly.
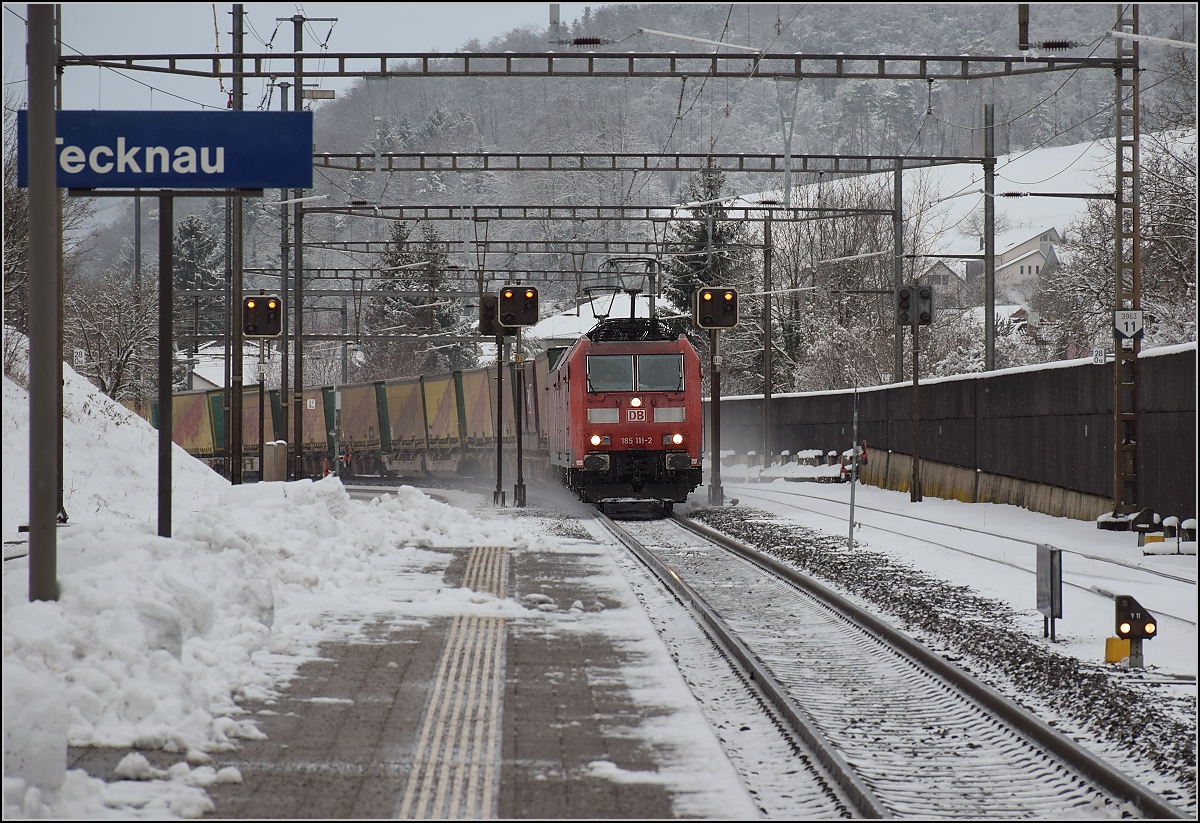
[[899, 63, 1187, 230], [1, 4, 224, 110], [211, 4, 230, 103], [628, 7, 748, 206]]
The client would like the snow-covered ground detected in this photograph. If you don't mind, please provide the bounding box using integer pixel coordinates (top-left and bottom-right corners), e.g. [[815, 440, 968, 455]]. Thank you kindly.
[[711, 460, 1196, 679]]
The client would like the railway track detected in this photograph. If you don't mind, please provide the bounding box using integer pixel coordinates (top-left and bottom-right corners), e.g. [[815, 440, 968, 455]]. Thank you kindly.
[[594, 509, 1186, 819], [728, 483, 1197, 626]]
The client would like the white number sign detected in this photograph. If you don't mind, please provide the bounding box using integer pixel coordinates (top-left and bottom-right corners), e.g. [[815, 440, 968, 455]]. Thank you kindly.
[[1113, 310, 1144, 339]]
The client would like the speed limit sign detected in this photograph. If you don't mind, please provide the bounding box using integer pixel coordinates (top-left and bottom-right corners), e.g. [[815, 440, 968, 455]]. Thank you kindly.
[[1114, 310, 1144, 339]]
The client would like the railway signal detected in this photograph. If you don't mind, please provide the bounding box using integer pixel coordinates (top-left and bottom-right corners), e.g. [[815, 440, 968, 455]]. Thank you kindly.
[[1115, 594, 1157, 641], [243, 295, 282, 338], [1114, 593, 1157, 669], [242, 296, 259, 335], [498, 285, 539, 327], [897, 285, 935, 326], [694, 287, 739, 329], [479, 293, 510, 336], [261, 296, 282, 337], [916, 285, 935, 325], [896, 286, 913, 326]]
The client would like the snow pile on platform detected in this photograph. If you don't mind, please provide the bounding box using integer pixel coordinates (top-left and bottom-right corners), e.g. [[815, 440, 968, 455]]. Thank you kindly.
[[3, 344, 523, 817]]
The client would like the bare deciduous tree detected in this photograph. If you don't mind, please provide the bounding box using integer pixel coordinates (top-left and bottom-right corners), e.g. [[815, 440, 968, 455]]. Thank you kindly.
[[64, 266, 158, 408], [1033, 54, 1197, 357], [3, 86, 96, 344]]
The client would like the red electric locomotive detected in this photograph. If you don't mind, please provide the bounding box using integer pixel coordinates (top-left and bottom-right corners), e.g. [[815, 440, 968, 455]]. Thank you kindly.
[[546, 316, 704, 507]]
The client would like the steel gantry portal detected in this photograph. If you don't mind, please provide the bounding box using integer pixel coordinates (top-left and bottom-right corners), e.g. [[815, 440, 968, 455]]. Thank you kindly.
[[312, 150, 987, 176], [60, 49, 1129, 82]]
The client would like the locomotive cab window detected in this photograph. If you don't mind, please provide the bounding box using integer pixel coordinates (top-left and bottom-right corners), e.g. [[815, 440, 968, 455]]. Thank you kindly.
[[586, 355, 635, 392], [636, 354, 684, 392]]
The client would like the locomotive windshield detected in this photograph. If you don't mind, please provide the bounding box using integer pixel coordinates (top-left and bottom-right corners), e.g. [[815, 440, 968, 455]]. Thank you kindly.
[[586, 355, 634, 391], [587, 353, 684, 392], [636, 354, 684, 391]]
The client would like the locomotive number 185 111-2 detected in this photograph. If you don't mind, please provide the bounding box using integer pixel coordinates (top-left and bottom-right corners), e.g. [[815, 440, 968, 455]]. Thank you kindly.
[[621, 436, 654, 445]]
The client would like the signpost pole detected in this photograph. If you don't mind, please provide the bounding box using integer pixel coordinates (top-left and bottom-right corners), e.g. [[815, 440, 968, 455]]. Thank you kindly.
[[278, 85, 291, 478], [27, 5, 58, 600], [515, 327, 526, 507], [158, 195, 174, 537], [911, 321, 923, 502], [54, 7, 67, 527], [291, 15, 305, 484], [849, 387, 859, 549], [230, 3, 245, 484], [708, 329, 723, 507], [293, 197, 304, 480], [495, 335, 506, 507], [258, 343, 266, 479]]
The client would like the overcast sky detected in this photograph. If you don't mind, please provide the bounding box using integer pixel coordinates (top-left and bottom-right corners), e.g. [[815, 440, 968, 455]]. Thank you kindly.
[[3, 3, 600, 112]]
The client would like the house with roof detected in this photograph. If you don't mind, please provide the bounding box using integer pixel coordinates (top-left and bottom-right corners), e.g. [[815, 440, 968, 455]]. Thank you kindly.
[[917, 260, 966, 307], [184, 339, 282, 391], [961, 304, 1037, 335], [964, 226, 1062, 303]]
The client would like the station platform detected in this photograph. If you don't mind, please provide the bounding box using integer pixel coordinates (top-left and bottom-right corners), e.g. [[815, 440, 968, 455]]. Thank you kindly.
[[65, 487, 758, 819]]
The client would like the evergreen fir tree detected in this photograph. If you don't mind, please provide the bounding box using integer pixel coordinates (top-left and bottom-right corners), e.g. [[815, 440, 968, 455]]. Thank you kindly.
[[662, 168, 752, 316], [172, 211, 225, 363]]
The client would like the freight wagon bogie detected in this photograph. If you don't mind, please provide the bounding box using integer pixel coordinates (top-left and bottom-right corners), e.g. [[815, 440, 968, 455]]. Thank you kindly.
[[382, 451, 427, 477], [424, 449, 464, 475]]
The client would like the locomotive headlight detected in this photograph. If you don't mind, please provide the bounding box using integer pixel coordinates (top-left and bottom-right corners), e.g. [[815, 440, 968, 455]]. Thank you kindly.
[[663, 433, 684, 445], [630, 396, 642, 407], [590, 434, 603, 446]]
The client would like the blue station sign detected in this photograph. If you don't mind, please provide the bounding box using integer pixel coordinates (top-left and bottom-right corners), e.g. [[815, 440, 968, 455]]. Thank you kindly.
[[17, 110, 313, 189]]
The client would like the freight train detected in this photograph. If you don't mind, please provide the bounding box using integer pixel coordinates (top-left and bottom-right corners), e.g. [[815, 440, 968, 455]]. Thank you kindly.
[[160, 315, 705, 507]]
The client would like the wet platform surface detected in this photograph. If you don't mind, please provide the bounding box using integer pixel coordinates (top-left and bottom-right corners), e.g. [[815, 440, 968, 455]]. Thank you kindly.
[[67, 497, 756, 819]]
